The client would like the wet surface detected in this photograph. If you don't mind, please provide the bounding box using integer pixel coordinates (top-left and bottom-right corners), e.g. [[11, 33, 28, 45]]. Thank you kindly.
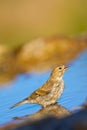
[[0, 51, 87, 125]]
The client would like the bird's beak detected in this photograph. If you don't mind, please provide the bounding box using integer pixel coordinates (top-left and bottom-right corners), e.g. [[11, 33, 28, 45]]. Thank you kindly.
[[64, 66, 68, 70]]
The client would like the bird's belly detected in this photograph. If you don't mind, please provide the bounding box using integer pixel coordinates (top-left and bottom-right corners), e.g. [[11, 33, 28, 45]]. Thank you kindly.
[[37, 83, 64, 107]]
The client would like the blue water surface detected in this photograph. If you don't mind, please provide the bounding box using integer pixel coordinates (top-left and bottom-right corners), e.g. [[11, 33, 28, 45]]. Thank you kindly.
[[0, 51, 87, 125]]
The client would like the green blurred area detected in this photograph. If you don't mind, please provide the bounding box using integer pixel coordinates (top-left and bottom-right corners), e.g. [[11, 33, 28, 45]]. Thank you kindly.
[[0, 0, 87, 48]]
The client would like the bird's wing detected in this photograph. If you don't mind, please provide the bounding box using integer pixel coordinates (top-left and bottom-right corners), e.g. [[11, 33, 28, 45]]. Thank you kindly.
[[30, 89, 50, 99]]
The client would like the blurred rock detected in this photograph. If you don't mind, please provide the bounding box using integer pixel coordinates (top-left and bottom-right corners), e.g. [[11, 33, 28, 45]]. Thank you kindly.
[[29, 103, 70, 120], [13, 103, 71, 121], [0, 36, 87, 84], [0, 44, 19, 84], [1, 107, 87, 130], [14, 109, 87, 130], [0, 44, 9, 61], [17, 36, 87, 72]]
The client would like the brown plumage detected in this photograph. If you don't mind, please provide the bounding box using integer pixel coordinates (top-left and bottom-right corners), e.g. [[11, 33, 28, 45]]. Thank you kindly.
[[10, 65, 68, 109]]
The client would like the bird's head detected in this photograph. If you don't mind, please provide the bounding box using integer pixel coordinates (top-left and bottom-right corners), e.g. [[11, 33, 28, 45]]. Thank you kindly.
[[51, 65, 68, 81]]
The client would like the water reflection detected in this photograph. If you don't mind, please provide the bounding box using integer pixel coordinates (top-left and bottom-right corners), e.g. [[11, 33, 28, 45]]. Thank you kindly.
[[0, 51, 87, 125]]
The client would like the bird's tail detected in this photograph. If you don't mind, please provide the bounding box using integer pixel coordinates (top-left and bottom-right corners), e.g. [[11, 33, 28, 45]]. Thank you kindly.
[[10, 98, 28, 109]]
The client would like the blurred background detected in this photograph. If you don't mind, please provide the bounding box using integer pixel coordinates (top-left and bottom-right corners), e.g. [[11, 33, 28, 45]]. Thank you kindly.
[[0, 0, 87, 48]]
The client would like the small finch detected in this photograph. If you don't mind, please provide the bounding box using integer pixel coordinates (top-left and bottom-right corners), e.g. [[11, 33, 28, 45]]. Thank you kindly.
[[10, 65, 68, 109]]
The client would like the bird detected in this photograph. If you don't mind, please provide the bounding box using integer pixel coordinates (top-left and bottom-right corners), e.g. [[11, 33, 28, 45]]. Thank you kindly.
[[10, 65, 68, 109]]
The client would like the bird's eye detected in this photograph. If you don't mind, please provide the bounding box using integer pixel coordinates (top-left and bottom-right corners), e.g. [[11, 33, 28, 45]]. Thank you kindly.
[[59, 67, 62, 70]]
